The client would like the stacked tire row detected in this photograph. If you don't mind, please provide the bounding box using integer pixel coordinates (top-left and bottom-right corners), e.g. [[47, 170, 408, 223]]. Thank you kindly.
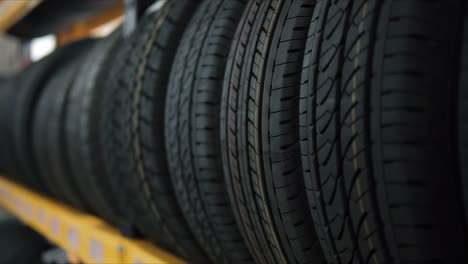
[[0, 0, 467, 263]]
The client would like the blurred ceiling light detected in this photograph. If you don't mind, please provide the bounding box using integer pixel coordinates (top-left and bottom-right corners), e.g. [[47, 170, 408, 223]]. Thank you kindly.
[[30, 34, 56, 62], [146, 0, 166, 14]]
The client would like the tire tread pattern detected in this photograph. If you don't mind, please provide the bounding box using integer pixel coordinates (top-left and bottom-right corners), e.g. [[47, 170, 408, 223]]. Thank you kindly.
[[165, 0, 253, 263]]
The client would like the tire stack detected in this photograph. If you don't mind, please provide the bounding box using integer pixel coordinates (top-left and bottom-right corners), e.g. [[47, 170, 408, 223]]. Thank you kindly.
[[0, 0, 468, 263]]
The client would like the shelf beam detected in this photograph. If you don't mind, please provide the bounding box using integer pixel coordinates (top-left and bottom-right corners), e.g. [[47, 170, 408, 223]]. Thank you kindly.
[[56, 1, 124, 46], [0, 0, 42, 32], [0, 177, 185, 264]]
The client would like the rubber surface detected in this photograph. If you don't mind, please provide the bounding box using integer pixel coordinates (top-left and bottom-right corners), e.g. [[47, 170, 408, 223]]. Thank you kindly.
[[300, 0, 468, 263], [0, 219, 51, 264], [220, 1, 325, 263], [49, 58, 89, 210], [0, 76, 18, 177], [33, 59, 87, 209], [164, 0, 252, 263], [100, 1, 209, 261], [32, 72, 58, 199], [65, 33, 123, 222], [0, 78, 7, 173], [460, 1, 468, 241], [12, 40, 95, 193]]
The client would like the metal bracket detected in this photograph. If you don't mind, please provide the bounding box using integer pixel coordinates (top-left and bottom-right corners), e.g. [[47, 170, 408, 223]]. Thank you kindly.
[[123, 0, 167, 37], [122, 0, 137, 37]]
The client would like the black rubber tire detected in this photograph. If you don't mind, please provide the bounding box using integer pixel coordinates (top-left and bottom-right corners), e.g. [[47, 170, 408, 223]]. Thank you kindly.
[[13, 40, 95, 193], [32, 74, 57, 199], [100, 1, 209, 262], [0, 77, 19, 177], [33, 59, 88, 209], [0, 219, 51, 264], [220, 1, 325, 263], [49, 58, 90, 210], [65, 33, 123, 223], [164, 0, 252, 263], [461, 3, 468, 234], [0, 78, 7, 173], [300, 0, 468, 263]]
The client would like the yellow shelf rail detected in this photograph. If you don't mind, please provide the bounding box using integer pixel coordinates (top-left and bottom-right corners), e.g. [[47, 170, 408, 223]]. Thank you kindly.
[[56, 1, 124, 46], [0, 177, 185, 264], [0, 0, 42, 32]]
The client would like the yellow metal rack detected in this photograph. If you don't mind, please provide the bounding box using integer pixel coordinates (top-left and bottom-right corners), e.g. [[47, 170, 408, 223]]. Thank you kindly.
[[0, 0, 42, 31], [0, 177, 185, 264]]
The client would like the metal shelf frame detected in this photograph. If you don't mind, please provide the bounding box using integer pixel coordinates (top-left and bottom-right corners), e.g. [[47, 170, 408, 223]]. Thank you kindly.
[[0, 177, 185, 264], [0, 0, 42, 32]]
